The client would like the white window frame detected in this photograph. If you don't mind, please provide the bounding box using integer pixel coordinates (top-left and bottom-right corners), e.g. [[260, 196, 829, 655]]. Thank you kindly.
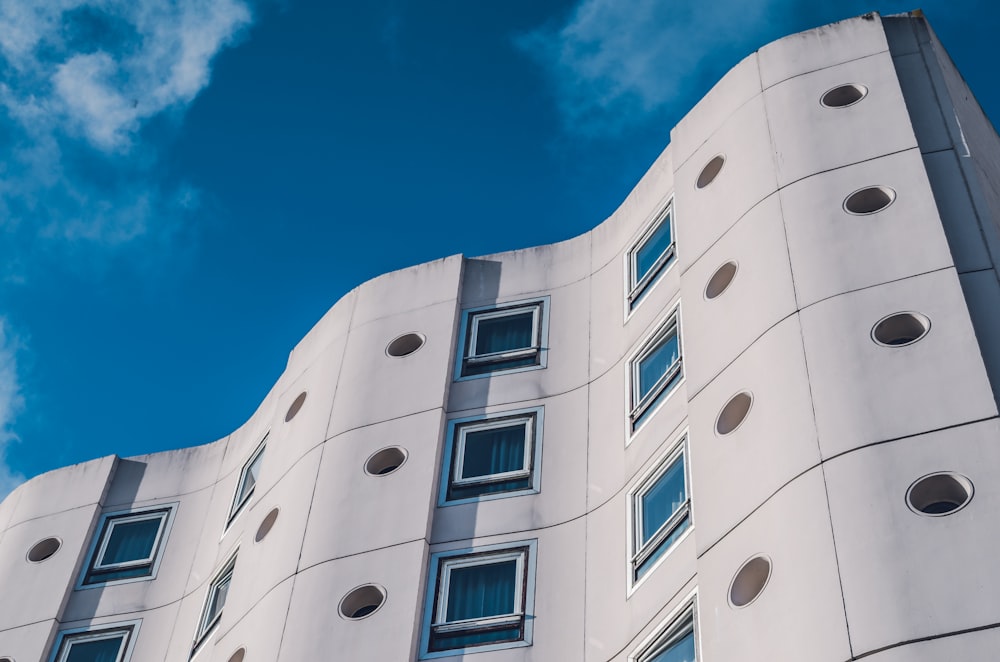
[[630, 598, 698, 662], [228, 436, 266, 524], [626, 200, 675, 314], [420, 540, 537, 659], [194, 551, 238, 649], [629, 311, 683, 433], [78, 504, 177, 588], [455, 297, 550, 380], [628, 437, 692, 588], [49, 621, 141, 662], [453, 419, 533, 486]]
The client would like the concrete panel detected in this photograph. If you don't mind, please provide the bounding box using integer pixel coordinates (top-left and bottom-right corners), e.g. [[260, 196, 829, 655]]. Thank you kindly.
[[758, 13, 889, 88], [764, 51, 918, 188], [825, 419, 1000, 655], [0, 485, 20, 540], [211, 576, 293, 662], [299, 410, 440, 568], [892, 52, 952, 153], [352, 254, 463, 329], [466, 235, 593, 307], [164, 590, 207, 661], [184, 480, 234, 595], [9, 456, 115, 526], [671, 53, 762, 170], [284, 288, 355, 380], [278, 540, 427, 661], [858, 627, 1000, 662], [674, 96, 779, 270], [881, 16, 920, 57], [780, 148, 954, 308], [959, 270, 1000, 409], [679, 194, 797, 396], [696, 467, 850, 662], [800, 268, 997, 459], [923, 150, 993, 272], [687, 315, 820, 554], [0, 621, 54, 662], [103, 440, 227, 509]]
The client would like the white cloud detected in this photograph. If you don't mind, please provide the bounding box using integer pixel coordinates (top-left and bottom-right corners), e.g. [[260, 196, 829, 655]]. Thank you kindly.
[[0, 319, 25, 500]]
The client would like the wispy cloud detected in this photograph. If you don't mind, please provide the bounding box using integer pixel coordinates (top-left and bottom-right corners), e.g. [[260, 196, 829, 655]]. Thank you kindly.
[[0, 319, 25, 500]]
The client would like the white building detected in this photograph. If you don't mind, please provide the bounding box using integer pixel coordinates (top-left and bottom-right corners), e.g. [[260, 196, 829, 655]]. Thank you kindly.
[[2, 10, 999, 662]]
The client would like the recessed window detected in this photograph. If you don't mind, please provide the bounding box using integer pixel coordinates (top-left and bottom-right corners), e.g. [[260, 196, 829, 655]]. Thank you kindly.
[[255, 507, 280, 543], [729, 556, 771, 608], [27, 537, 61, 563], [704, 261, 737, 300], [339, 584, 387, 619], [630, 442, 690, 583], [365, 446, 408, 476], [284, 392, 307, 422], [49, 623, 138, 662], [634, 604, 697, 662], [630, 315, 683, 432], [715, 392, 753, 436], [195, 553, 237, 648], [80, 506, 174, 586], [906, 472, 974, 516], [871, 312, 930, 347], [421, 542, 536, 658], [386, 332, 426, 357], [843, 186, 896, 214], [696, 155, 725, 188], [627, 204, 675, 311], [230, 438, 266, 524], [821, 83, 868, 108], [455, 299, 548, 379], [227, 649, 246, 662]]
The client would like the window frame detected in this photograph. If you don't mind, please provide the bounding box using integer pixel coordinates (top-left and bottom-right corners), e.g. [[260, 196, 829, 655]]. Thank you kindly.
[[439, 407, 544, 506], [194, 551, 238, 650], [629, 310, 684, 434], [228, 436, 267, 525], [628, 437, 692, 587], [626, 201, 676, 314], [49, 621, 140, 662], [454, 297, 550, 380], [630, 599, 698, 662], [78, 504, 176, 588], [420, 540, 537, 659]]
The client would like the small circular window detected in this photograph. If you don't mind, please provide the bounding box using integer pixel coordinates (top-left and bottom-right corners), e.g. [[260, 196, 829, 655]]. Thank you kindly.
[[697, 155, 726, 189], [871, 312, 930, 347], [821, 83, 868, 108], [339, 584, 387, 620], [729, 555, 771, 608], [705, 261, 738, 300], [227, 648, 246, 662], [906, 472, 973, 516], [716, 392, 753, 436], [386, 333, 426, 357], [285, 391, 307, 422], [364, 447, 408, 476], [27, 537, 61, 563], [255, 507, 280, 543], [844, 186, 896, 215]]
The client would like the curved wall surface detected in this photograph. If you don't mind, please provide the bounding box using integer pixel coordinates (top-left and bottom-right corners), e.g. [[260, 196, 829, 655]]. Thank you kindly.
[[2, 11, 1000, 662]]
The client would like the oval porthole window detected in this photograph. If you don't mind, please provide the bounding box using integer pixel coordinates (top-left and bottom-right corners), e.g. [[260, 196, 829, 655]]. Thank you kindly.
[[716, 392, 753, 436], [386, 332, 426, 358], [844, 186, 896, 215], [729, 555, 771, 608], [364, 447, 408, 476], [255, 507, 280, 543], [285, 391, 307, 422], [906, 472, 973, 516], [26, 537, 61, 563], [821, 83, 868, 108], [227, 648, 246, 662], [705, 261, 738, 300], [871, 312, 931, 347], [697, 155, 726, 189], [339, 584, 387, 620]]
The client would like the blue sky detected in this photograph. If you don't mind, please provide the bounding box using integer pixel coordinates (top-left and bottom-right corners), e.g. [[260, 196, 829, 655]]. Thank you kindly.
[[0, 0, 996, 496]]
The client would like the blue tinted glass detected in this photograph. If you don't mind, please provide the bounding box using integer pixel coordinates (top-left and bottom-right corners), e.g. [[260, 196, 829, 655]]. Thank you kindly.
[[635, 217, 672, 283], [446, 560, 517, 621], [474, 312, 533, 355], [462, 425, 526, 479], [103, 517, 160, 565], [641, 457, 686, 543], [649, 629, 695, 662], [65, 635, 124, 662], [638, 333, 679, 400]]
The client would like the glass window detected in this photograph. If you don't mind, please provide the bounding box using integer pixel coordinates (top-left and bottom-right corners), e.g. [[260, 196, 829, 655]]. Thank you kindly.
[[422, 543, 536, 658], [443, 410, 541, 503], [195, 554, 237, 646], [51, 625, 135, 662], [82, 507, 173, 586], [631, 317, 682, 431], [631, 445, 690, 582], [628, 205, 675, 310], [636, 607, 697, 662], [230, 439, 266, 523], [457, 299, 548, 379]]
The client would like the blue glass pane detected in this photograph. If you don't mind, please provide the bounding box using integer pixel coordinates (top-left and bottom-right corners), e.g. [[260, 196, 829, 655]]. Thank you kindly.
[[237, 450, 264, 505], [446, 560, 517, 621], [638, 334, 679, 400], [65, 635, 125, 662], [474, 312, 534, 355], [635, 218, 672, 283], [429, 625, 522, 652], [649, 629, 695, 662], [103, 517, 161, 565], [635, 516, 689, 579], [641, 458, 686, 543], [462, 425, 526, 479]]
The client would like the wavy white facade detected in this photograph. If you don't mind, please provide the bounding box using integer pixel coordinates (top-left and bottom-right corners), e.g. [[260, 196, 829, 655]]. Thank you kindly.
[[2, 11, 1000, 662]]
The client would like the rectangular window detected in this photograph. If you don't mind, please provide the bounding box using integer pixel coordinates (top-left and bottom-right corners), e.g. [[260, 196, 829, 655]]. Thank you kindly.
[[421, 541, 537, 658], [50, 623, 138, 662], [631, 443, 690, 582], [80, 506, 175, 587], [195, 553, 237, 647], [628, 204, 675, 311], [456, 298, 549, 379], [229, 438, 266, 523], [634, 605, 697, 662], [630, 315, 682, 432], [440, 408, 543, 504]]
